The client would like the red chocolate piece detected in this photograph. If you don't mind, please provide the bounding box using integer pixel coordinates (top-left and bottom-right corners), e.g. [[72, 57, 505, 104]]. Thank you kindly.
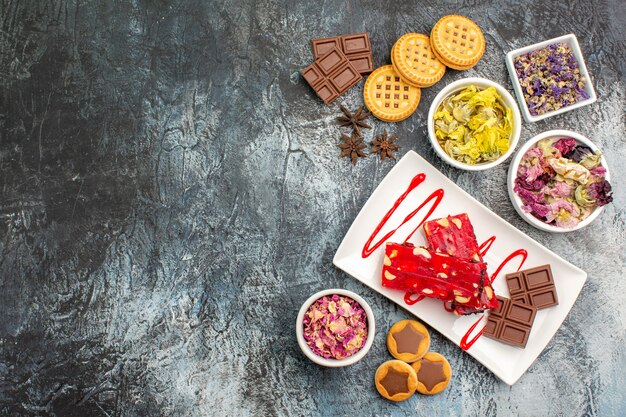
[[424, 214, 483, 262], [483, 296, 537, 348], [382, 243, 498, 313], [506, 265, 558, 310], [301, 46, 362, 104], [312, 33, 374, 74]]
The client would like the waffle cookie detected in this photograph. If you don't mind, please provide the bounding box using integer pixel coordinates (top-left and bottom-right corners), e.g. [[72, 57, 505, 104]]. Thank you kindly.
[[391, 33, 446, 88], [430, 15, 485, 70], [363, 65, 421, 122]]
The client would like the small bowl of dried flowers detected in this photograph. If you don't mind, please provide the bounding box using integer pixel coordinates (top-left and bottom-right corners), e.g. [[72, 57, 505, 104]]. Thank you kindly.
[[505, 34, 597, 123], [507, 130, 613, 232], [427, 77, 521, 171], [296, 289, 375, 367]]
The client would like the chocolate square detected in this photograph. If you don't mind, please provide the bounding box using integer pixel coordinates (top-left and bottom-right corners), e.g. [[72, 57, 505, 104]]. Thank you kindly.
[[301, 65, 323, 87], [348, 52, 374, 74], [341, 33, 371, 54], [328, 63, 361, 91], [505, 272, 524, 295], [317, 49, 345, 75], [312, 37, 341, 57]]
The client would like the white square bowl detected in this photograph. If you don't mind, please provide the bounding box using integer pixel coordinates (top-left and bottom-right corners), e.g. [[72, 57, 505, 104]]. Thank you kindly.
[[505, 34, 597, 123]]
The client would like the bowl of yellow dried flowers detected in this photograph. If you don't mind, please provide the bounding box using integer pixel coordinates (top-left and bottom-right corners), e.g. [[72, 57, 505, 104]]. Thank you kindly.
[[427, 78, 521, 171]]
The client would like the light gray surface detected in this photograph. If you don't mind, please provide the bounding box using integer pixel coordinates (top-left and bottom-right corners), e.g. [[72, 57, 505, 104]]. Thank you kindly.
[[0, 0, 624, 416]]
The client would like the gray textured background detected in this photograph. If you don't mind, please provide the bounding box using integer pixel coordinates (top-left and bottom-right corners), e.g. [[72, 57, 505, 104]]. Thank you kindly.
[[0, 0, 624, 416]]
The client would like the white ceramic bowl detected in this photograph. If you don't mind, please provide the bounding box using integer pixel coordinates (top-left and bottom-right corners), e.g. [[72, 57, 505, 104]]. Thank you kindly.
[[507, 129, 610, 233], [505, 34, 597, 123], [427, 77, 522, 171], [296, 288, 375, 367]]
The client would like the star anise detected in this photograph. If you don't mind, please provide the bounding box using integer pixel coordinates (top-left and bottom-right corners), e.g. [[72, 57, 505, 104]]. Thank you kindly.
[[337, 105, 372, 137], [370, 130, 399, 161], [338, 132, 367, 165]]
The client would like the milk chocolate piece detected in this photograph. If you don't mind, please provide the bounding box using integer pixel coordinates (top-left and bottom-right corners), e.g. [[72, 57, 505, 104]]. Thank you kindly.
[[484, 296, 537, 348], [379, 368, 410, 397], [392, 324, 425, 354], [301, 46, 362, 104], [312, 33, 374, 74], [506, 265, 558, 310], [416, 359, 446, 391]]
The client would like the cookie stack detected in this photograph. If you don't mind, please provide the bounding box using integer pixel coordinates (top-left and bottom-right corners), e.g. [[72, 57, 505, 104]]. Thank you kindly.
[[364, 15, 485, 122], [374, 320, 452, 401]]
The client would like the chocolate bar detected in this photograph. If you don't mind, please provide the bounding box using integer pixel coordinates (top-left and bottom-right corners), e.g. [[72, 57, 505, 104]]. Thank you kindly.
[[506, 265, 558, 310], [484, 296, 537, 348], [312, 33, 374, 74], [301, 46, 362, 104]]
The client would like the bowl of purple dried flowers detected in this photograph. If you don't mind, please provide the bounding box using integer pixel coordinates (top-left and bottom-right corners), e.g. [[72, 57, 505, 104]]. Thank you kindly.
[[507, 130, 613, 232], [505, 34, 597, 123], [296, 289, 375, 367]]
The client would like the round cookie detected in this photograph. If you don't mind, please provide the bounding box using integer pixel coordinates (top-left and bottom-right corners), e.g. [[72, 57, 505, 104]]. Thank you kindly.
[[391, 33, 446, 88], [363, 65, 420, 122], [387, 319, 430, 363], [411, 352, 452, 395], [430, 15, 485, 70], [375, 360, 418, 402]]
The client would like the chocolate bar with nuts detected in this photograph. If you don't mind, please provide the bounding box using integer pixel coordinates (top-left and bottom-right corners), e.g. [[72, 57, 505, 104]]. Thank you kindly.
[[312, 33, 374, 74], [301, 46, 362, 104], [484, 296, 537, 348], [506, 265, 559, 310]]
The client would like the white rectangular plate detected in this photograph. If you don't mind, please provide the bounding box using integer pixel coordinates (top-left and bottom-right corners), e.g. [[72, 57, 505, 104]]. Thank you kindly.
[[333, 151, 587, 385]]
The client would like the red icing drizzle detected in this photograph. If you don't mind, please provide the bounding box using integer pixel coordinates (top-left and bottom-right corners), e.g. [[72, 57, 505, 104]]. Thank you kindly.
[[460, 244, 529, 351], [488, 249, 528, 285], [478, 236, 496, 257], [460, 315, 486, 351], [404, 292, 425, 305], [362, 173, 444, 258]]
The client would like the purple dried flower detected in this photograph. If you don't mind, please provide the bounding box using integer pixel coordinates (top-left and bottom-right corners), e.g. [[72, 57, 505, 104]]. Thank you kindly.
[[587, 180, 613, 206], [564, 145, 593, 162]]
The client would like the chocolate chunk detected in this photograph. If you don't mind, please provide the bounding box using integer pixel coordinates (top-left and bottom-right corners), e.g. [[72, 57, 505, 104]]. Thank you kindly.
[[506, 265, 558, 310], [379, 368, 410, 397], [392, 324, 425, 354], [416, 359, 446, 391], [312, 33, 373, 74], [483, 296, 537, 348], [301, 46, 362, 105]]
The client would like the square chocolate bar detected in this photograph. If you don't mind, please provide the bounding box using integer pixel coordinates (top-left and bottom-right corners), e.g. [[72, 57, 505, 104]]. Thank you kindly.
[[312, 33, 373, 74], [506, 265, 559, 310], [483, 296, 537, 348], [301, 46, 362, 104]]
